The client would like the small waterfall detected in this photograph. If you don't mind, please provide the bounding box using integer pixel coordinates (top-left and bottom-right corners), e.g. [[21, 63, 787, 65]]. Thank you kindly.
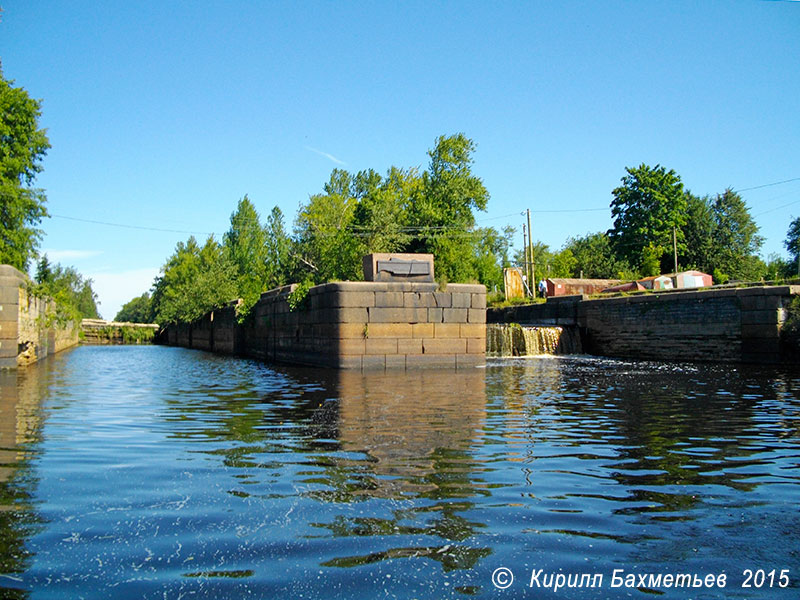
[[486, 323, 582, 357]]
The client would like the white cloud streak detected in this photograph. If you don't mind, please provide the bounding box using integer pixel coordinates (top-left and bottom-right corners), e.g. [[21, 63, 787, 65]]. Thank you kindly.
[[304, 146, 347, 165]]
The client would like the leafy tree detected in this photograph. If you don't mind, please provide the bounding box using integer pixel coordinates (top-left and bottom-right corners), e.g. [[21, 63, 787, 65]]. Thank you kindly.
[[609, 164, 686, 275], [764, 252, 793, 281], [679, 192, 715, 273], [0, 71, 51, 270], [151, 236, 237, 324], [32, 255, 100, 321], [294, 169, 363, 282], [785, 217, 800, 277], [264, 206, 292, 290], [223, 196, 269, 315], [408, 134, 490, 283], [564, 232, 631, 279], [709, 189, 763, 281], [115, 292, 153, 323], [352, 166, 417, 254], [473, 226, 514, 292]]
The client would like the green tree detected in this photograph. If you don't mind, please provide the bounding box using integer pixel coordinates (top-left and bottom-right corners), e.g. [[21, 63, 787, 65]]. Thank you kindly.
[[564, 232, 631, 279], [609, 164, 686, 275], [0, 71, 51, 270], [473, 226, 514, 292], [785, 217, 800, 277], [294, 169, 364, 282], [709, 189, 764, 281], [679, 192, 715, 273], [264, 205, 292, 290], [115, 293, 153, 323], [151, 236, 237, 324], [352, 166, 417, 254], [408, 134, 490, 283], [223, 196, 269, 315], [33, 256, 100, 321]]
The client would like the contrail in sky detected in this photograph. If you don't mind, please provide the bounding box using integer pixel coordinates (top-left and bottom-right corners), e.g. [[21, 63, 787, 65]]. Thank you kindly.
[[304, 146, 347, 166]]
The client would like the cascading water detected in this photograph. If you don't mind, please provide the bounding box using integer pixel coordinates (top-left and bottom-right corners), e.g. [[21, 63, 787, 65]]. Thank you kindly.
[[486, 323, 582, 357]]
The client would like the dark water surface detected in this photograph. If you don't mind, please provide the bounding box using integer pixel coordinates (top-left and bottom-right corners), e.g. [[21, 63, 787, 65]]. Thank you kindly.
[[0, 345, 798, 599]]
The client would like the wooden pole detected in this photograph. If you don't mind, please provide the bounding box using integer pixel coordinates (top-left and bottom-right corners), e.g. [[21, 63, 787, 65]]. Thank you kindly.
[[527, 209, 534, 296], [673, 226, 678, 274]]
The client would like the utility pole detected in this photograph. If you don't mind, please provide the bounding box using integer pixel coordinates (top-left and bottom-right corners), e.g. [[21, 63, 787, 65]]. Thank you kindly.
[[673, 226, 678, 274], [522, 223, 528, 294], [527, 209, 534, 297]]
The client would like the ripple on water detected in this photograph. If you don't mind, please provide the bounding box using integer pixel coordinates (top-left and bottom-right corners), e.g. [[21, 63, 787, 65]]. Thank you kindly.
[[0, 346, 798, 599]]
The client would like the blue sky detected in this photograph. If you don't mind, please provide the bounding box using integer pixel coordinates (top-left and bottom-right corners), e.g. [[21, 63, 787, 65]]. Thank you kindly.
[[2, 1, 799, 318]]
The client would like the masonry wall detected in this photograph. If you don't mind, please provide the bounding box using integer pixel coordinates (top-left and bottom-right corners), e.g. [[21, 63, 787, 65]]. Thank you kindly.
[[161, 281, 487, 370], [0, 265, 80, 368], [488, 285, 800, 364]]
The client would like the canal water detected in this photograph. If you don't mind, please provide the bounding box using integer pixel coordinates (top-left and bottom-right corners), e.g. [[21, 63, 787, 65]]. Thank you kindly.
[[0, 345, 798, 599]]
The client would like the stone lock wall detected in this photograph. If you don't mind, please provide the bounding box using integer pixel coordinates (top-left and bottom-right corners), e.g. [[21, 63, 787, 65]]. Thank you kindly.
[[161, 281, 487, 370], [578, 286, 798, 364], [0, 265, 80, 368], [489, 285, 800, 364]]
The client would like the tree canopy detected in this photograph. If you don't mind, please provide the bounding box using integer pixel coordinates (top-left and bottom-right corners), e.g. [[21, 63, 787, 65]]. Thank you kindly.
[[609, 164, 686, 276], [115, 293, 154, 323], [33, 255, 100, 322], [0, 71, 51, 270]]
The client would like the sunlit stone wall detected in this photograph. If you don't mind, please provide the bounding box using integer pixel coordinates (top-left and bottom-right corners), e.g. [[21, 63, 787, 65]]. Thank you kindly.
[[0, 265, 80, 368], [162, 281, 487, 370], [488, 285, 800, 364]]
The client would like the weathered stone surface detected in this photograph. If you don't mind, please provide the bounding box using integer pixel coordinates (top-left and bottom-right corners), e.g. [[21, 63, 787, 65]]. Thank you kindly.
[[422, 338, 466, 354], [365, 338, 398, 355], [443, 308, 468, 323], [160, 278, 488, 370]]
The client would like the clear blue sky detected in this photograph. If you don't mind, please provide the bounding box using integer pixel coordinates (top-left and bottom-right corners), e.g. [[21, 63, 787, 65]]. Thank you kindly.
[[2, 1, 799, 318]]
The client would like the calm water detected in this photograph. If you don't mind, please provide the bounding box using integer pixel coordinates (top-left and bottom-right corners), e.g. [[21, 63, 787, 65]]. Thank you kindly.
[[0, 346, 798, 599]]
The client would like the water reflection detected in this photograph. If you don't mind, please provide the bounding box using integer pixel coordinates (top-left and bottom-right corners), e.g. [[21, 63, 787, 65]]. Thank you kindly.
[[314, 370, 491, 571], [0, 363, 54, 599], [0, 347, 798, 599]]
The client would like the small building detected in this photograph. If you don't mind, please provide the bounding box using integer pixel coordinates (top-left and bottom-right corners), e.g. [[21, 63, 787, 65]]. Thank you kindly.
[[546, 278, 622, 297], [602, 281, 647, 293], [601, 270, 713, 294], [672, 270, 713, 289], [637, 275, 674, 291]]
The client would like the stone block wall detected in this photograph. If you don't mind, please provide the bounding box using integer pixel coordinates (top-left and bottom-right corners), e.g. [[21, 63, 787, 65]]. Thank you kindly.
[[488, 285, 800, 364], [0, 265, 80, 368], [161, 281, 487, 370], [578, 286, 798, 364]]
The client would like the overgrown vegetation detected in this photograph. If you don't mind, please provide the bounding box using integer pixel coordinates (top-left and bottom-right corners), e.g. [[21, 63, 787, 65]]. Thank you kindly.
[[115, 292, 154, 323], [29, 254, 100, 325], [0, 69, 51, 271], [523, 165, 777, 286], [131, 155, 798, 321], [146, 134, 512, 325]]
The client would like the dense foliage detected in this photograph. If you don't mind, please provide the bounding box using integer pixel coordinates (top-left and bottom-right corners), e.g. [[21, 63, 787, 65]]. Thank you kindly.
[[114, 292, 153, 323], [129, 150, 795, 322], [525, 166, 773, 286], [147, 134, 511, 324], [0, 70, 51, 270], [32, 255, 100, 323]]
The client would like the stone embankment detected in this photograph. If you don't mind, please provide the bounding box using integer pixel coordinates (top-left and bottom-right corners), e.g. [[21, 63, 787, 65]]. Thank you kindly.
[[160, 281, 487, 370], [489, 285, 800, 364], [0, 265, 79, 368]]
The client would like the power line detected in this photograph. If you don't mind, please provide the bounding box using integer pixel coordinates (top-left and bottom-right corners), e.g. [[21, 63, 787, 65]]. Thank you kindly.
[[51, 214, 217, 236], [736, 177, 800, 193]]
